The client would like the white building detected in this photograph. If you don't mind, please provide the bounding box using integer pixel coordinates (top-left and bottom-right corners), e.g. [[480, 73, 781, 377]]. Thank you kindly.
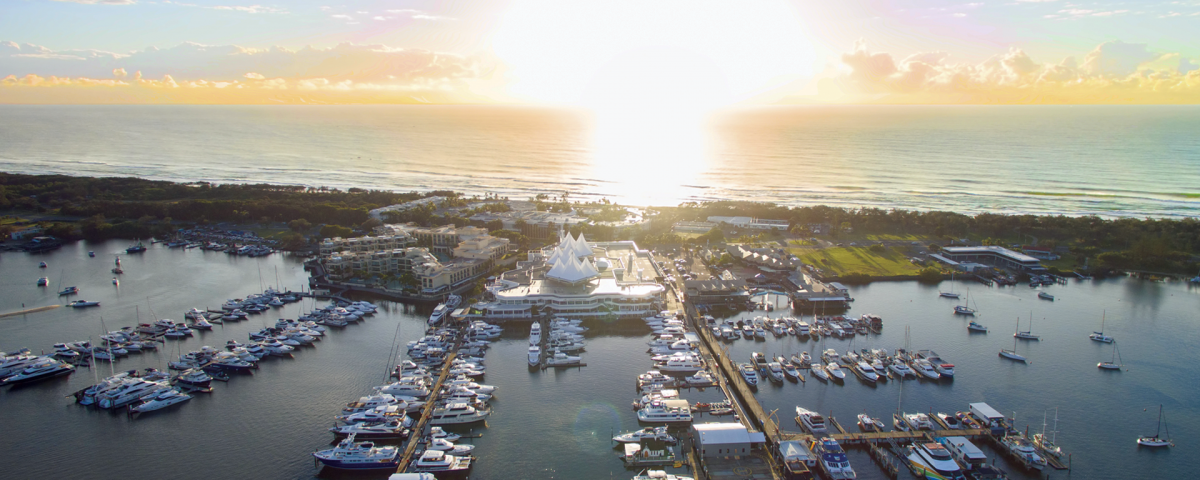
[[707, 216, 789, 231], [691, 423, 765, 458]]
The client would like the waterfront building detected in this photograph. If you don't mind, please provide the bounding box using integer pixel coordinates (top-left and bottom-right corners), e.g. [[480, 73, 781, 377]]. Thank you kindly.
[[707, 216, 790, 231], [684, 279, 749, 306], [462, 232, 665, 320], [940, 246, 1043, 271], [672, 221, 717, 233], [691, 423, 765, 458], [320, 233, 415, 256]]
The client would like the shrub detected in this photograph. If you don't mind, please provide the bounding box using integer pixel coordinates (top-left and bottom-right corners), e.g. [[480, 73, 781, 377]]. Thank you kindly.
[[917, 267, 943, 284]]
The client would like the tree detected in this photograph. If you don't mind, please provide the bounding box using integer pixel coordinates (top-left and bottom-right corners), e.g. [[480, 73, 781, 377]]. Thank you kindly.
[[917, 267, 943, 283], [288, 218, 312, 232], [319, 224, 354, 239], [360, 218, 383, 231]]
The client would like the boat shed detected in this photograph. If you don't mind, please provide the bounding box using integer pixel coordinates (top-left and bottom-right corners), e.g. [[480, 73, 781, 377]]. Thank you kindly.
[[691, 422, 766, 458], [969, 402, 1008, 433]]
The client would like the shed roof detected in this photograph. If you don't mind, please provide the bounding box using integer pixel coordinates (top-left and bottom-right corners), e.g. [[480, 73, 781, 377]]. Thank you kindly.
[[692, 422, 765, 445]]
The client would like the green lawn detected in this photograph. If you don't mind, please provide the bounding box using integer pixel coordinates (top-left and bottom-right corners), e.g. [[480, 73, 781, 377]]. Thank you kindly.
[[788, 239, 816, 246], [798, 246, 924, 277]]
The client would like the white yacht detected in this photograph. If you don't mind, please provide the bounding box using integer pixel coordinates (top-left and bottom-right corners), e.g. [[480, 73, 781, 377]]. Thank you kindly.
[[636, 400, 693, 424], [312, 433, 402, 471], [426, 437, 475, 456], [656, 355, 702, 374], [810, 362, 829, 381], [852, 362, 878, 383], [428, 402, 490, 425], [529, 322, 542, 345], [612, 426, 677, 444], [911, 359, 941, 380], [813, 438, 856, 480], [904, 413, 935, 431], [796, 407, 828, 434], [129, 388, 192, 414], [329, 419, 409, 440], [888, 361, 915, 378], [682, 370, 715, 387], [632, 470, 694, 480], [738, 363, 759, 386], [527, 346, 540, 367], [428, 303, 450, 325], [545, 350, 583, 367], [0, 357, 75, 385], [764, 362, 785, 383], [410, 450, 472, 475], [907, 442, 966, 480], [825, 362, 847, 381], [1001, 435, 1047, 470]]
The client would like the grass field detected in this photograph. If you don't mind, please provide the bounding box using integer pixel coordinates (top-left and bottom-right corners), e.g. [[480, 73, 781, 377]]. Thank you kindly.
[[798, 246, 924, 277]]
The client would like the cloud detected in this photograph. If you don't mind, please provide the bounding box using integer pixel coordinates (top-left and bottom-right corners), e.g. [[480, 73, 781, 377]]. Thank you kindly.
[[212, 5, 286, 14], [51, 0, 135, 4], [1, 41, 489, 104], [816, 40, 1200, 104]]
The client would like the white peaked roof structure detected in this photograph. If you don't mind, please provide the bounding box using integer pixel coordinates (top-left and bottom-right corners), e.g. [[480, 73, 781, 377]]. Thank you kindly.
[[556, 231, 593, 258], [546, 256, 600, 285]]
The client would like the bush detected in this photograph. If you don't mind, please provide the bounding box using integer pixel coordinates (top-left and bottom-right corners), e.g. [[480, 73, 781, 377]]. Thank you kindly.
[[839, 272, 872, 285], [917, 267, 943, 284], [869, 244, 886, 253]]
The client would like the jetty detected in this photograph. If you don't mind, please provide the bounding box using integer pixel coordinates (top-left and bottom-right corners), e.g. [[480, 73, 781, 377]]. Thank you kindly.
[[0, 304, 61, 319], [396, 350, 459, 473]]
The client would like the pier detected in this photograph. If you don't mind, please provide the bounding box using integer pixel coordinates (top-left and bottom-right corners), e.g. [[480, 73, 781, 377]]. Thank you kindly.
[[396, 350, 458, 473], [0, 304, 61, 319]]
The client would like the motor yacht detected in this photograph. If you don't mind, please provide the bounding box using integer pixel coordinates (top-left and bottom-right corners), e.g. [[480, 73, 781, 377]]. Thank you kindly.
[[129, 388, 192, 414], [936, 412, 962, 429], [1038, 291, 1054, 301], [1001, 435, 1047, 470], [738, 363, 758, 386], [58, 286, 79, 296], [426, 437, 475, 456], [68, 300, 101, 308], [330, 419, 410, 440], [809, 362, 829, 381], [825, 362, 847, 381], [857, 414, 885, 432], [907, 442, 966, 480], [852, 362, 878, 383], [796, 407, 827, 434], [428, 402, 490, 425], [904, 413, 935, 430], [529, 322, 541, 345], [410, 450, 472, 475], [656, 355, 702, 374], [0, 357, 75, 385], [813, 438, 856, 480], [636, 400, 693, 424], [428, 303, 450, 325], [545, 350, 583, 367], [631, 469, 693, 480], [764, 362, 785, 383], [97, 379, 169, 409], [171, 368, 213, 389], [911, 359, 941, 380], [312, 433, 402, 471], [782, 363, 802, 381]]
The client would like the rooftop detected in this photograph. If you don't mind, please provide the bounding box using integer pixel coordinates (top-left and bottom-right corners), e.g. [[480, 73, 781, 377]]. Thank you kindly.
[[942, 246, 1040, 264]]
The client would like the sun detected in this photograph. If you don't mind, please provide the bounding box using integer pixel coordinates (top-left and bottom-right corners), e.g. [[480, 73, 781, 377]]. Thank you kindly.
[[491, 0, 815, 114]]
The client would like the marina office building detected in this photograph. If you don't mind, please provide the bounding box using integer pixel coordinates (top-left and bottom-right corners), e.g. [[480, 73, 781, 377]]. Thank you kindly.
[[938, 246, 1044, 271], [463, 233, 666, 320]]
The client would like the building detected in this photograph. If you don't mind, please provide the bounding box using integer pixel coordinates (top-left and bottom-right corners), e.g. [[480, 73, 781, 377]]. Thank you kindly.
[[672, 221, 716, 233], [463, 233, 666, 321], [367, 196, 446, 220], [691, 423, 765, 458], [940, 246, 1043, 271], [684, 279, 749, 306], [320, 233, 414, 256], [9, 225, 43, 240], [323, 247, 487, 294], [707, 216, 790, 231]]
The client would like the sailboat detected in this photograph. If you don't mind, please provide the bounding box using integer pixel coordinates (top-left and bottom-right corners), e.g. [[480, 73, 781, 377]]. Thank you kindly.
[[999, 319, 1027, 362], [939, 271, 960, 298], [1098, 341, 1123, 370], [1137, 405, 1173, 447], [1089, 310, 1113, 343], [1015, 312, 1040, 340], [1033, 409, 1065, 459], [954, 288, 976, 315]]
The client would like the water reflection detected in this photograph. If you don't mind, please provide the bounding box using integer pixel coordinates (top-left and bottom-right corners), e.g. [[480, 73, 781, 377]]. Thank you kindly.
[[587, 109, 712, 206]]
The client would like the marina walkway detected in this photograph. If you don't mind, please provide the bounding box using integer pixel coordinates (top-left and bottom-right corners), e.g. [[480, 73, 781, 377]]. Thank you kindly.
[[396, 350, 458, 473], [0, 304, 61, 319]]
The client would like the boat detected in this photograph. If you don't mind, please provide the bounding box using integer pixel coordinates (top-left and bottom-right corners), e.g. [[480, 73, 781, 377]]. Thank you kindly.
[[0, 357, 75, 386], [545, 350, 583, 367], [126, 242, 147, 253], [527, 346, 540, 367], [39, 261, 47, 268], [426, 437, 475, 455], [428, 303, 450, 325], [112, 267, 124, 274], [782, 363, 802, 382], [312, 433, 401, 471], [112, 278, 119, 286], [920, 350, 955, 378], [1098, 340, 1123, 370], [128, 388, 192, 414], [904, 413, 935, 430], [954, 288, 976, 315], [738, 363, 758, 386], [411, 449, 473, 475], [936, 412, 962, 429], [631, 469, 694, 480], [810, 362, 829, 381], [58, 286, 78, 296], [999, 320, 1027, 362], [1014, 313, 1040, 340], [37, 277, 48, 286], [428, 402, 490, 425], [1001, 435, 1047, 470], [1033, 409, 1065, 459], [88, 251, 95, 257], [68, 300, 101, 308], [683, 370, 715, 387], [330, 420, 410, 440], [636, 399, 693, 423], [529, 322, 541, 345], [612, 426, 677, 444], [852, 362, 878, 383], [856, 413, 884, 432], [911, 359, 940, 380], [764, 362, 785, 383], [825, 362, 846, 381], [1038, 291, 1055, 301], [812, 437, 856, 480], [968, 320, 988, 333], [1089, 310, 1113, 343], [1137, 404, 1173, 447], [907, 442, 967, 480], [796, 407, 827, 434], [940, 271, 960, 298], [171, 368, 213, 388]]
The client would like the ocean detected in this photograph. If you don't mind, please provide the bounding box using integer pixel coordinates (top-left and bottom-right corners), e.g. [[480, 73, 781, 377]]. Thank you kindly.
[[0, 243, 1198, 480], [0, 105, 1197, 217]]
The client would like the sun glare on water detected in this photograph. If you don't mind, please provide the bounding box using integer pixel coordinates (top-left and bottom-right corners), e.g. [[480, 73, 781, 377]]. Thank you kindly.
[[492, 0, 814, 205]]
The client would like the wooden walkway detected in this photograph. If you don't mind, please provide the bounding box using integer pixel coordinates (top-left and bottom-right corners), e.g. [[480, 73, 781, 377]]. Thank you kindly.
[[0, 304, 60, 319], [829, 428, 989, 445], [396, 351, 458, 473]]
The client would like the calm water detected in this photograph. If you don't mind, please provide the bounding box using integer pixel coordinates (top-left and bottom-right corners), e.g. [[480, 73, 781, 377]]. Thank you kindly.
[[2, 244, 1198, 479], [1, 105, 1198, 217]]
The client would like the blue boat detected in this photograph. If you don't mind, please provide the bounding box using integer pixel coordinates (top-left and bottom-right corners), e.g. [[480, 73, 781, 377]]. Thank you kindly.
[[812, 438, 856, 480]]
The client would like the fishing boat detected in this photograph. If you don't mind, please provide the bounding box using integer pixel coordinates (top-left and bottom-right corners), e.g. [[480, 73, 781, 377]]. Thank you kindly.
[[1089, 311, 1113, 343], [1000, 319, 1027, 362], [967, 320, 988, 333], [1137, 405, 1173, 447], [1014, 313, 1040, 340], [1098, 340, 1123, 370]]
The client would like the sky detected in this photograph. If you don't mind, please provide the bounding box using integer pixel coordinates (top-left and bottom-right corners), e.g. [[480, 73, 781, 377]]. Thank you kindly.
[[2, 0, 1199, 105]]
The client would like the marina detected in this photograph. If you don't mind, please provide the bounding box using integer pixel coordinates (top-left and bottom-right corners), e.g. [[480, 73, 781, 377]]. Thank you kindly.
[[0, 240, 1198, 479]]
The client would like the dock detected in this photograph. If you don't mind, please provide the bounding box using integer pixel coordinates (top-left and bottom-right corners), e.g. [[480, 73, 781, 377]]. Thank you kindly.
[[0, 304, 61, 319], [396, 350, 458, 473]]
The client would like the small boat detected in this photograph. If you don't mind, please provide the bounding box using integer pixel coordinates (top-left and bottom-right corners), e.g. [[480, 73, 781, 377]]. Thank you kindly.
[[1038, 291, 1055, 301], [37, 277, 49, 286], [312, 433, 401, 471], [935, 412, 961, 429], [88, 251, 95, 257], [1089, 311, 1114, 343], [857, 413, 884, 432], [112, 267, 124, 274], [126, 242, 147, 253], [68, 300, 101, 308], [39, 262, 48, 268], [632, 470, 694, 480], [1137, 404, 1173, 447], [953, 305, 976, 315], [825, 362, 846, 381], [796, 407, 827, 434], [426, 437, 475, 455], [58, 286, 79, 296], [112, 278, 119, 286], [410, 449, 472, 475], [968, 320, 988, 333]]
